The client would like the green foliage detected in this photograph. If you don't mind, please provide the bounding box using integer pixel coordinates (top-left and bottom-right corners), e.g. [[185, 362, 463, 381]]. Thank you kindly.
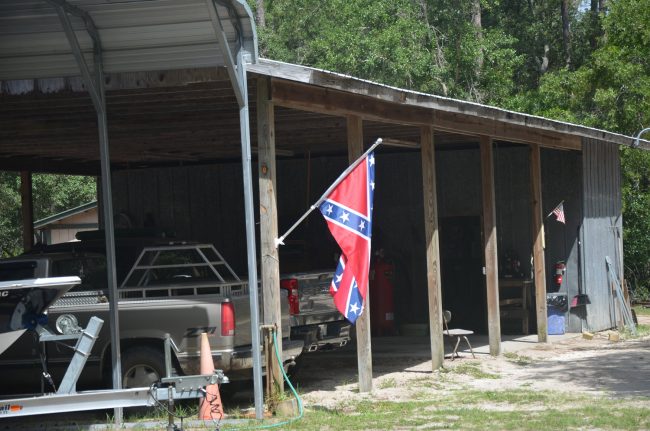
[[509, 0, 650, 292], [622, 148, 650, 297], [261, 0, 445, 93], [0, 173, 22, 257], [31, 174, 96, 221], [0, 174, 96, 257], [258, 0, 523, 103]]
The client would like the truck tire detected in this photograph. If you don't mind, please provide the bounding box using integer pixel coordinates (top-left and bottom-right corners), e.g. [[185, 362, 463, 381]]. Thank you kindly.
[[120, 346, 166, 389]]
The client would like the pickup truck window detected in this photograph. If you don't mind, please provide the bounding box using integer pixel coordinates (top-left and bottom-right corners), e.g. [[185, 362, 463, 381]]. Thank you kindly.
[[51, 257, 107, 291], [0, 261, 37, 281]]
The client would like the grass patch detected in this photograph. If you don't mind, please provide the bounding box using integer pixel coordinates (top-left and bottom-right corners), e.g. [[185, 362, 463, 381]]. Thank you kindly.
[[119, 389, 650, 430], [239, 390, 650, 430], [378, 377, 397, 389], [444, 362, 500, 379], [633, 305, 650, 316], [623, 323, 650, 339], [503, 352, 533, 365]]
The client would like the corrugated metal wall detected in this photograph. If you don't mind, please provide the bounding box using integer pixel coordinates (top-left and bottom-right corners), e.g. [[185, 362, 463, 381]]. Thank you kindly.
[[581, 138, 623, 332], [541, 149, 583, 332]]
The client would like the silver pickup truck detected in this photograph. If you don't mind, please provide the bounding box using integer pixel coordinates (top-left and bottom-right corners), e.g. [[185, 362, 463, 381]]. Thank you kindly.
[[280, 270, 352, 353], [0, 241, 302, 394]]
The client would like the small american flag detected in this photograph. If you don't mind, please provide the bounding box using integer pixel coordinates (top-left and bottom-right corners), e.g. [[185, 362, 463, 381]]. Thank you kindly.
[[549, 202, 566, 224]]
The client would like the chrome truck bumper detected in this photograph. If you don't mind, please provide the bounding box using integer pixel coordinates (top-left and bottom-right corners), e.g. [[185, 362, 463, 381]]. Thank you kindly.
[[177, 338, 304, 380], [291, 320, 352, 353]]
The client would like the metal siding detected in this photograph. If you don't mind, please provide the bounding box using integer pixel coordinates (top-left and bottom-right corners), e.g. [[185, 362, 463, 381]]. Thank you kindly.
[[581, 138, 622, 332], [541, 148, 583, 332], [0, 0, 257, 80]]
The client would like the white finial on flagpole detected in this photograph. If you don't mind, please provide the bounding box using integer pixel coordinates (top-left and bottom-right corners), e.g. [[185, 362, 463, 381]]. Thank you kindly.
[[274, 138, 383, 248]]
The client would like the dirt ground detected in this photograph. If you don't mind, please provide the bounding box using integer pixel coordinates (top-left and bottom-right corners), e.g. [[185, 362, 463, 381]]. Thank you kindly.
[[1, 318, 647, 430], [292, 316, 650, 410]]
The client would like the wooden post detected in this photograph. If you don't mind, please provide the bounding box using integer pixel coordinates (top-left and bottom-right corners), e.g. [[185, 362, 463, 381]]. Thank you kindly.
[[20, 171, 34, 252], [257, 78, 283, 393], [530, 144, 548, 342], [348, 115, 373, 392], [421, 125, 444, 369], [480, 136, 501, 356]]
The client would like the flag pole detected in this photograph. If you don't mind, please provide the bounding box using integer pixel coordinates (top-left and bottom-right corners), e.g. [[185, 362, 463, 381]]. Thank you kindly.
[[275, 138, 383, 247], [546, 200, 565, 219]]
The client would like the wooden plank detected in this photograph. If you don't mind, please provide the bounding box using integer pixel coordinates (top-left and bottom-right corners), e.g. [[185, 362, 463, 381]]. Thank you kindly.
[[254, 59, 637, 147], [530, 144, 548, 342], [20, 171, 33, 251], [272, 79, 433, 126], [480, 136, 501, 355], [348, 115, 373, 393], [432, 111, 582, 151], [421, 125, 444, 370], [271, 79, 582, 151], [257, 78, 284, 393]]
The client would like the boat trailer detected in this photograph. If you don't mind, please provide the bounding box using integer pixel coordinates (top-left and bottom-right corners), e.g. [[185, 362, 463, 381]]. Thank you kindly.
[[0, 315, 227, 422]]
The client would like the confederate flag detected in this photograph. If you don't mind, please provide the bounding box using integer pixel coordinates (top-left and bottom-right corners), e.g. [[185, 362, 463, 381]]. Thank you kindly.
[[319, 152, 375, 324]]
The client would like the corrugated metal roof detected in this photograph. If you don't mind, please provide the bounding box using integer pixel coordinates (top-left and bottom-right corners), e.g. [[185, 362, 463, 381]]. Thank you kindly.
[[250, 59, 650, 149], [0, 0, 257, 80]]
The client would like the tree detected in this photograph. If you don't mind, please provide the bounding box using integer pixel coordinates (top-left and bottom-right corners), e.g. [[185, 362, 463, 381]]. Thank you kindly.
[[258, 0, 523, 104], [0, 174, 96, 256], [507, 0, 650, 296]]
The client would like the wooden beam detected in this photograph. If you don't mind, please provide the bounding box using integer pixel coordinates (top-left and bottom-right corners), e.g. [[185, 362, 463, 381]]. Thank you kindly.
[[20, 171, 33, 252], [432, 111, 582, 151], [271, 79, 582, 151], [257, 78, 284, 394], [530, 144, 548, 342], [273, 79, 433, 126], [421, 125, 444, 369], [480, 136, 501, 356], [348, 115, 373, 393]]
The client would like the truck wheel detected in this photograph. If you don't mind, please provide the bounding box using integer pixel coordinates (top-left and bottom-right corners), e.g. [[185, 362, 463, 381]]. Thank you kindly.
[[121, 346, 166, 388]]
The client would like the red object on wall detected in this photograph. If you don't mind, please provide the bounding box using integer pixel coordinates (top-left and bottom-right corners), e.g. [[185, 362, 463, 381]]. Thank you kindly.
[[554, 261, 566, 286], [370, 253, 396, 336]]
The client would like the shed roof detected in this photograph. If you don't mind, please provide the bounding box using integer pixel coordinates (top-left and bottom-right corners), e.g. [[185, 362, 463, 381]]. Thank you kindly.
[[0, 0, 257, 80], [1, 59, 648, 175], [250, 59, 649, 150], [34, 200, 97, 228]]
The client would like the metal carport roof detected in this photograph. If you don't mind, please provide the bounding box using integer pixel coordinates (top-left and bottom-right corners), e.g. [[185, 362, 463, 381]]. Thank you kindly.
[[0, 0, 257, 79], [0, 0, 265, 421]]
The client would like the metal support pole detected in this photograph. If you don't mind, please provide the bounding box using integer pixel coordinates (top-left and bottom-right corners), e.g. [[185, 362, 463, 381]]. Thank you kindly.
[[50, 1, 123, 423], [207, 0, 262, 418], [238, 60, 264, 419], [164, 334, 175, 431]]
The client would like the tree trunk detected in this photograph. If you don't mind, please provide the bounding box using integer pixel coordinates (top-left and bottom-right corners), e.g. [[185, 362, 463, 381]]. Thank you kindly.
[[591, 0, 598, 12], [539, 43, 549, 74], [561, 0, 571, 68], [418, 0, 429, 26], [471, 0, 483, 70], [256, 0, 265, 28]]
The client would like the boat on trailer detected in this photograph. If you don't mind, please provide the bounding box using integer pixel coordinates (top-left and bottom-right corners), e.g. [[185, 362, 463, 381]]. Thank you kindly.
[[0, 276, 80, 355]]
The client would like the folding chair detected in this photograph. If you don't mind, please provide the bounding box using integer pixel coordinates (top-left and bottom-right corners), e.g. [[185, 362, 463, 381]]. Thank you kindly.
[[443, 310, 475, 360]]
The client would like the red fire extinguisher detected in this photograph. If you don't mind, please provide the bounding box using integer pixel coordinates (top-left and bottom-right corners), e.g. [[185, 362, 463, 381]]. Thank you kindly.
[[554, 261, 566, 287], [370, 249, 396, 336]]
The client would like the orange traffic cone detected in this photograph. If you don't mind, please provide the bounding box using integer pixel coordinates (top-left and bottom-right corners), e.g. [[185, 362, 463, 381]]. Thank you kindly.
[[199, 332, 223, 421]]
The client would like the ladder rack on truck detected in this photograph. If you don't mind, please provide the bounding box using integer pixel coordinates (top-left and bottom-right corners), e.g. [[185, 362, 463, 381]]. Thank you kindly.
[[118, 243, 251, 299]]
